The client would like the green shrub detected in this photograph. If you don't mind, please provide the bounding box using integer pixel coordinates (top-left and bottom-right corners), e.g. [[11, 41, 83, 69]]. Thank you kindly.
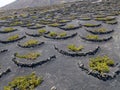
[[48, 31, 68, 37], [86, 34, 99, 40], [20, 14, 27, 18], [10, 21, 23, 26], [84, 23, 99, 27], [4, 86, 11, 90], [94, 28, 106, 32], [95, 17, 106, 21], [105, 20, 117, 24], [7, 34, 19, 41], [38, 29, 46, 34], [0, 16, 12, 20], [49, 23, 60, 27], [95, 16, 115, 21], [59, 20, 69, 23], [39, 20, 51, 24], [89, 55, 114, 73], [35, 24, 42, 27], [49, 32, 57, 37], [26, 23, 33, 27], [59, 32, 67, 37], [31, 16, 37, 19], [4, 28, 16, 32], [66, 25, 75, 28], [94, 15, 105, 18], [81, 17, 91, 20], [67, 44, 84, 52], [4, 72, 43, 90], [15, 52, 40, 60], [23, 39, 39, 46]]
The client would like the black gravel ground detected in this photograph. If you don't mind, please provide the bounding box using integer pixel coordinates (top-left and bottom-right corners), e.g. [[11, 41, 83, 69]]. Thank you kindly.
[[0, 0, 120, 90]]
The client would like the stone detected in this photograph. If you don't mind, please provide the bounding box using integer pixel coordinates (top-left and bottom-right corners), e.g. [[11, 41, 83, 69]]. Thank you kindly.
[[51, 86, 57, 90]]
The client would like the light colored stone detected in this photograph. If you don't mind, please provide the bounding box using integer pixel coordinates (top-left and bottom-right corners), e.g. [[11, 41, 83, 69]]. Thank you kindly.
[[51, 86, 57, 90]]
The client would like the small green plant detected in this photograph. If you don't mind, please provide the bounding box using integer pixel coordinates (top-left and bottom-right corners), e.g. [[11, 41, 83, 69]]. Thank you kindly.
[[20, 14, 27, 18], [48, 31, 68, 37], [95, 16, 115, 21], [39, 20, 51, 24], [81, 17, 91, 20], [94, 28, 106, 32], [15, 52, 40, 60], [59, 32, 67, 37], [31, 16, 37, 19], [10, 21, 23, 26], [67, 25, 75, 28], [7, 34, 19, 41], [67, 44, 84, 52], [59, 20, 69, 23], [94, 15, 105, 18], [4, 28, 16, 32], [0, 16, 12, 20], [105, 20, 117, 24], [26, 23, 33, 26], [49, 32, 57, 37], [35, 24, 42, 27], [23, 39, 39, 46], [84, 23, 99, 27], [49, 23, 60, 27], [89, 55, 114, 74], [38, 29, 46, 34], [86, 34, 99, 40], [4, 72, 43, 90]]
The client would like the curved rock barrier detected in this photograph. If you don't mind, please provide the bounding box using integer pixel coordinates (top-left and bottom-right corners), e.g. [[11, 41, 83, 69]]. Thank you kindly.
[[59, 26, 81, 31], [0, 29, 17, 34], [44, 33, 77, 40], [78, 17, 91, 21], [0, 49, 8, 54], [105, 21, 118, 25], [39, 20, 54, 25], [25, 31, 50, 37], [85, 29, 114, 35], [20, 24, 35, 27], [48, 23, 66, 27], [83, 24, 101, 28], [0, 68, 11, 78], [0, 36, 26, 44], [27, 25, 45, 29], [58, 20, 71, 24], [78, 62, 120, 81], [12, 55, 56, 68], [80, 36, 112, 42], [54, 45, 100, 57], [18, 42, 44, 48]]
